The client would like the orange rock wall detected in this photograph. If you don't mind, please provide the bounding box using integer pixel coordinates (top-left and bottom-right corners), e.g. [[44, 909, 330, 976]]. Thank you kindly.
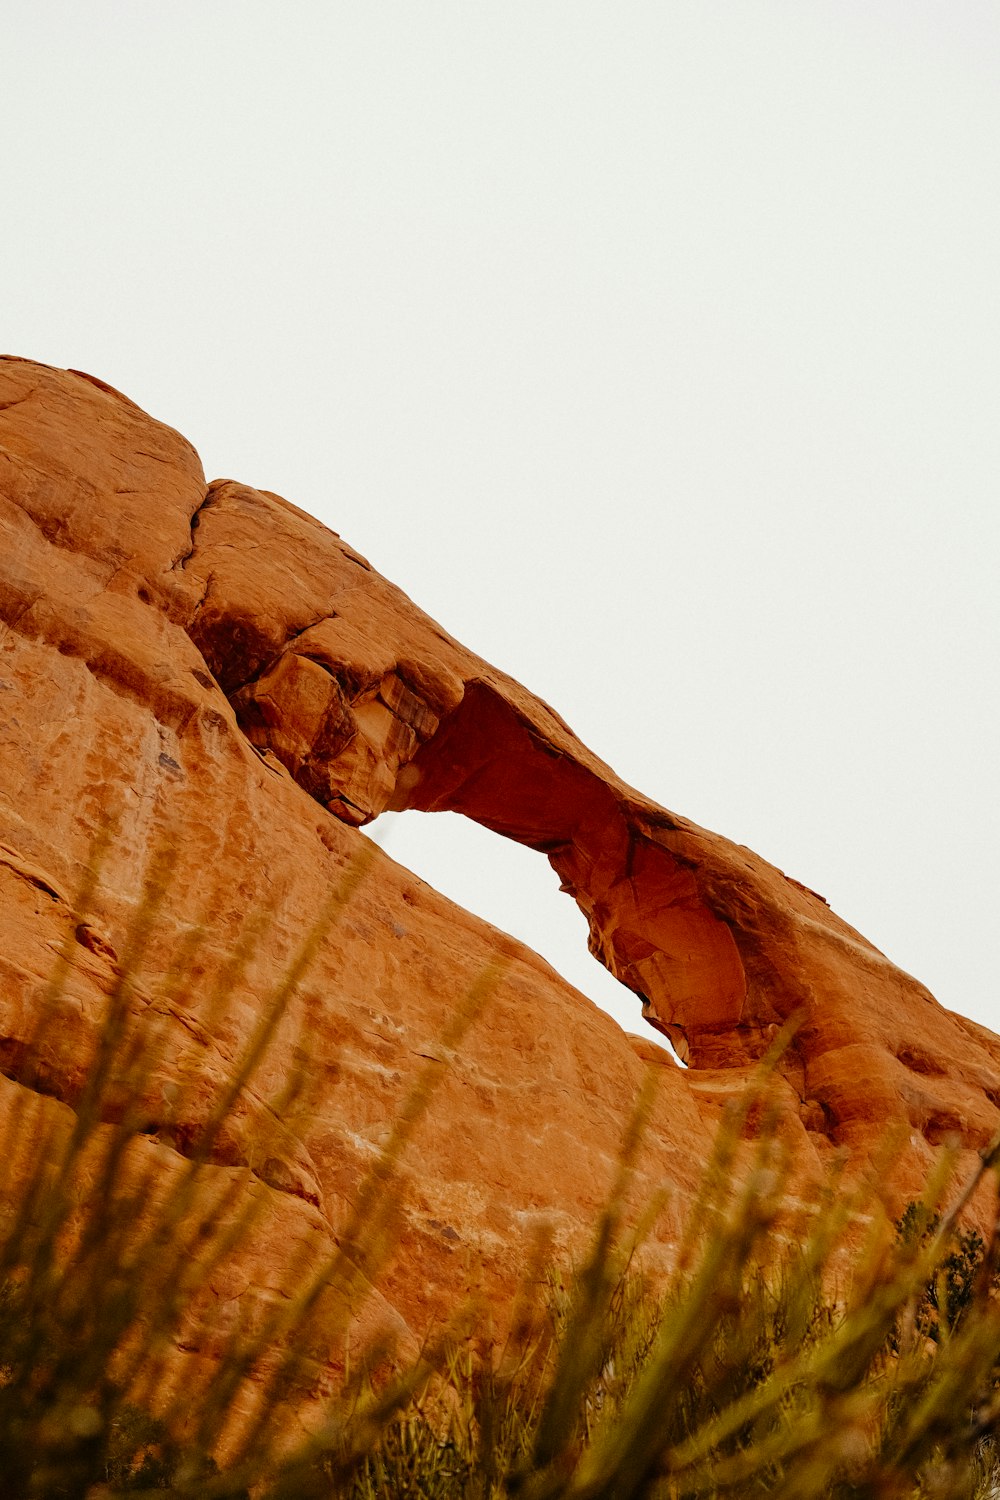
[[1, 356, 998, 1364]]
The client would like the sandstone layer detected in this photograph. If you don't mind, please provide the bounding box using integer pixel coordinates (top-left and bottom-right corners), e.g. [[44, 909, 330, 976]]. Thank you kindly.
[[1, 356, 998, 1373]]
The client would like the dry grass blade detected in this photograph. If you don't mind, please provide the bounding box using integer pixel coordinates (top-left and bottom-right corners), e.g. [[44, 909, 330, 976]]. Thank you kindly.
[[4, 843, 1000, 1500]]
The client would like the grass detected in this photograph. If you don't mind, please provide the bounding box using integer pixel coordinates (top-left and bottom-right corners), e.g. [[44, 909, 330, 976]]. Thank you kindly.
[[1, 847, 1000, 1496]]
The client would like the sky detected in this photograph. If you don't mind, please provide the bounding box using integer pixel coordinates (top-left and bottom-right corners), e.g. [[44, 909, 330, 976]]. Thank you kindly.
[[3, 3, 998, 1049]]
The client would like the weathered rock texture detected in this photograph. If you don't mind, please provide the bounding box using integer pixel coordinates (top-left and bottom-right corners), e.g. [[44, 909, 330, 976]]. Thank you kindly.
[[1, 356, 999, 1369]]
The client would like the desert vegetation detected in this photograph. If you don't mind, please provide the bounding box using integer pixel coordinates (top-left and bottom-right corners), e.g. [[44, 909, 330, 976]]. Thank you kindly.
[[2, 857, 1000, 1497]]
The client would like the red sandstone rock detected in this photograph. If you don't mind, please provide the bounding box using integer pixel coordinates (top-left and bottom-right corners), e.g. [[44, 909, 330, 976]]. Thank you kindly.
[[1, 356, 998, 1379]]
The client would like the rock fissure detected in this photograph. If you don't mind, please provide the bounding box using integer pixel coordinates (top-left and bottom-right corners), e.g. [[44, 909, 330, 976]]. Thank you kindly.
[[171, 484, 217, 572], [0, 392, 35, 414], [0, 844, 69, 904]]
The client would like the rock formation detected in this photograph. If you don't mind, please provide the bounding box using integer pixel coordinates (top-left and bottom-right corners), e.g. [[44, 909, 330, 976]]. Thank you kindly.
[[1, 355, 998, 1371]]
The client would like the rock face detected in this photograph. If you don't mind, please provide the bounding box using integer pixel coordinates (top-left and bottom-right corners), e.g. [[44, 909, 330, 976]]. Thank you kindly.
[[1, 356, 999, 1366]]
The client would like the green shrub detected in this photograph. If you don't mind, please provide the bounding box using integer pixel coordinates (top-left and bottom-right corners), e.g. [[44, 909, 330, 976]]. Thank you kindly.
[[896, 1199, 993, 1341]]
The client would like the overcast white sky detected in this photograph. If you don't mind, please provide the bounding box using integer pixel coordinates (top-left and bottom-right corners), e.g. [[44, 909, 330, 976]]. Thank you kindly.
[[4, 4, 998, 1048]]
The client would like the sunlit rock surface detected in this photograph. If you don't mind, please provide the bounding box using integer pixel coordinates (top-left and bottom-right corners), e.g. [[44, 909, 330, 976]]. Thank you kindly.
[[2, 356, 998, 1371]]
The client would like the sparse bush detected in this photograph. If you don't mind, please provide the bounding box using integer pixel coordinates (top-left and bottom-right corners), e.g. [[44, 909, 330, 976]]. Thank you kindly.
[[896, 1198, 993, 1341]]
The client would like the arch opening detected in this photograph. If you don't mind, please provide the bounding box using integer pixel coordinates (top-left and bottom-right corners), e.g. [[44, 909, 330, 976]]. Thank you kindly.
[[366, 808, 687, 1065]]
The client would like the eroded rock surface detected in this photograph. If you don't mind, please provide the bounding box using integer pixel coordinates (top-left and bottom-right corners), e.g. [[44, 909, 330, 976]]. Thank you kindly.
[[1, 356, 998, 1371]]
